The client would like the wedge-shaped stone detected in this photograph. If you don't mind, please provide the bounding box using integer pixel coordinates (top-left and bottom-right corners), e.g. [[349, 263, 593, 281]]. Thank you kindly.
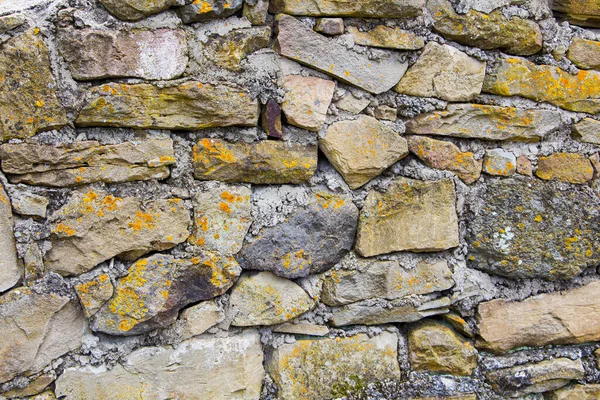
[[0, 30, 67, 142], [549, 384, 600, 400], [428, 0, 542, 56], [92, 253, 240, 335], [280, 75, 335, 132], [483, 57, 600, 114], [321, 256, 454, 306], [177, 0, 243, 23], [573, 118, 600, 144], [0, 139, 175, 187], [58, 28, 187, 81], [99, 0, 178, 21], [536, 153, 594, 184], [76, 82, 259, 130], [275, 14, 407, 94], [229, 271, 315, 326], [45, 190, 190, 276], [0, 184, 20, 292], [267, 332, 401, 400], [407, 136, 482, 184], [320, 116, 409, 189], [356, 177, 459, 257], [56, 331, 264, 399], [193, 138, 317, 184], [269, 0, 425, 17], [553, 0, 600, 27], [348, 25, 424, 50], [395, 42, 486, 101], [567, 37, 600, 70], [466, 179, 600, 280], [477, 281, 600, 353], [237, 188, 358, 279], [405, 104, 561, 141], [0, 288, 85, 384]]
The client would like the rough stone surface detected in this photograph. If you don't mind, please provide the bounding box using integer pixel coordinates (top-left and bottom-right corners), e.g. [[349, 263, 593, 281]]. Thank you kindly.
[[45, 190, 191, 276], [0, 184, 20, 292], [179, 300, 223, 340], [6, 186, 49, 218], [56, 331, 264, 399], [536, 153, 594, 184], [335, 92, 371, 114], [269, 0, 425, 17], [237, 189, 358, 278], [243, 0, 269, 25], [477, 281, 600, 353], [428, 0, 543, 56], [0, 139, 175, 187], [261, 99, 283, 139], [1, 374, 53, 398], [567, 37, 600, 70], [483, 57, 600, 114], [76, 82, 259, 130], [552, 0, 600, 27], [201, 26, 271, 71], [467, 179, 600, 280], [549, 384, 600, 399], [280, 75, 335, 131], [320, 115, 409, 189], [356, 177, 459, 257], [573, 118, 600, 144], [408, 320, 477, 376], [192, 138, 317, 184], [74, 273, 114, 318], [405, 104, 561, 141], [395, 42, 486, 102], [314, 18, 344, 35], [275, 14, 408, 94], [271, 321, 329, 336], [374, 105, 397, 121], [407, 136, 482, 184], [482, 149, 516, 177], [267, 332, 401, 400], [348, 25, 424, 50], [176, 0, 244, 24], [516, 155, 533, 176], [229, 271, 315, 326], [98, 0, 178, 21]]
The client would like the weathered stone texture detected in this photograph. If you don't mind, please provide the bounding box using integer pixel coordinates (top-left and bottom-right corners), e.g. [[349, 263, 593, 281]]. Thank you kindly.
[[348, 25, 425, 50], [201, 26, 271, 71], [573, 118, 600, 144], [179, 300, 223, 340], [549, 384, 600, 399], [269, 0, 425, 17], [99, 0, 178, 21], [467, 179, 600, 280], [6, 186, 49, 218], [552, 0, 600, 27], [74, 273, 114, 318], [567, 37, 600, 70], [0, 184, 20, 292], [482, 149, 516, 177], [356, 177, 459, 257], [177, 0, 244, 23], [261, 99, 283, 139], [243, 0, 269, 25], [280, 75, 335, 131], [314, 18, 344, 35], [536, 153, 594, 184]]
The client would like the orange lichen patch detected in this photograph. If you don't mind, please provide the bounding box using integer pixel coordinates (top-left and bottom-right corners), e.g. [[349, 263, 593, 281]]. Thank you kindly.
[[159, 155, 176, 164], [196, 237, 205, 246], [314, 192, 346, 209], [219, 202, 232, 213], [536, 153, 594, 184], [193, 138, 237, 165], [282, 249, 312, 274], [54, 222, 77, 236], [197, 216, 209, 232], [128, 210, 156, 232]]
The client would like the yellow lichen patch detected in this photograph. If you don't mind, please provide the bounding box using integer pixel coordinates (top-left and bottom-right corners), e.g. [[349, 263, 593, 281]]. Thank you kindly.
[[219, 202, 232, 213], [282, 249, 312, 274], [54, 222, 77, 236], [128, 210, 156, 232]]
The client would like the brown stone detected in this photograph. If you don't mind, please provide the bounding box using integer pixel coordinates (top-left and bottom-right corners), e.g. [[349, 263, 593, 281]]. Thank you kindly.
[[314, 18, 344, 35], [348, 25, 425, 50], [536, 153, 594, 184], [549, 384, 600, 400], [516, 155, 533, 176], [567, 37, 600, 70], [280, 75, 335, 131], [269, 0, 425, 17], [261, 99, 283, 139], [99, 0, 178, 21]]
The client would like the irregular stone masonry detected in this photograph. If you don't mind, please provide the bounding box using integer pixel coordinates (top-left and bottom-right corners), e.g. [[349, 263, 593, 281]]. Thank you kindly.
[[1, 0, 600, 398]]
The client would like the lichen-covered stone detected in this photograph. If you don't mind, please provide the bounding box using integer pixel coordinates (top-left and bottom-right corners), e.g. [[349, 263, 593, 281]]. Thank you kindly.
[[407, 136, 482, 184], [91, 253, 240, 335], [179, 300, 223, 340], [270, 0, 425, 17], [483, 57, 600, 114], [280, 75, 335, 131], [321, 256, 454, 306], [229, 271, 315, 326], [314, 18, 344, 35], [45, 190, 190, 276], [467, 179, 600, 280], [0, 30, 67, 142], [428, 0, 543, 55], [56, 331, 264, 399], [477, 281, 600, 353], [395, 42, 486, 101], [192, 138, 317, 184], [348, 25, 424, 50], [573, 118, 600, 144], [6, 186, 49, 218], [320, 115, 409, 189], [408, 320, 477, 376], [275, 14, 407, 94], [0, 14, 26, 34], [549, 384, 600, 399], [0, 184, 20, 292], [552, 0, 600, 27], [201, 26, 271, 71], [99, 0, 178, 21], [0, 288, 85, 384], [0, 139, 175, 187], [243, 0, 269, 25], [74, 273, 114, 318], [266, 332, 401, 400], [536, 153, 594, 184], [237, 189, 358, 279], [176, 0, 243, 23], [482, 149, 516, 177], [486, 358, 584, 397], [567, 37, 600, 70], [405, 104, 561, 141], [356, 177, 459, 257], [76, 82, 259, 130]]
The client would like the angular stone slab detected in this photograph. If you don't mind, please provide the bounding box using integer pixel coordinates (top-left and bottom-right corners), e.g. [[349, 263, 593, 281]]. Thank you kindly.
[[0, 139, 174, 187], [483, 57, 600, 114], [177, 0, 243, 24], [567, 37, 600, 70], [76, 82, 259, 130], [267, 332, 401, 400], [466, 179, 600, 280], [280, 75, 335, 132], [348, 25, 424, 50], [58, 28, 187, 81], [0, 184, 20, 292], [193, 138, 317, 184], [56, 331, 264, 399], [92, 253, 240, 335], [99, 0, 178, 21], [356, 177, 459, 257], [269, 0, 425, 17], [536, 153, 594, 184], [275, 14, 408, 94], [45, 190, 190, 276], [553, 0, 600, 27], [405, 104, 561, 141], [573, 118, 600, 145], [477, 281, 600, 353]]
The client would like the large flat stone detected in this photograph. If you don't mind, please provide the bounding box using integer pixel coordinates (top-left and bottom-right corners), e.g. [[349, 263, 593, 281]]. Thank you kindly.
[[477, 281, 600, 353], [58, 28, 187, 81], [45, 190, 190, 276], [536, 153, 594, 184], [466, 179, 600, 280], [76, 82, 259, 130], [99, 0, 178, 21], [275, 14, 407, 94], [549, 384, 600, 400], [0, 139, 174, 187], [567, 37, 600, 70], [269, 0, 425, 17], [405, 104, 561, 141], [0, 184, 20, 292], [552, 0, 600, 27], [356, 177, 459, 257], [56, 331, 264, 399]]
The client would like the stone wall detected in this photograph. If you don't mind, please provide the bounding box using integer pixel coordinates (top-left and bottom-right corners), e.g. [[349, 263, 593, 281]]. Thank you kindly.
[[0, 0, 600, 399]]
